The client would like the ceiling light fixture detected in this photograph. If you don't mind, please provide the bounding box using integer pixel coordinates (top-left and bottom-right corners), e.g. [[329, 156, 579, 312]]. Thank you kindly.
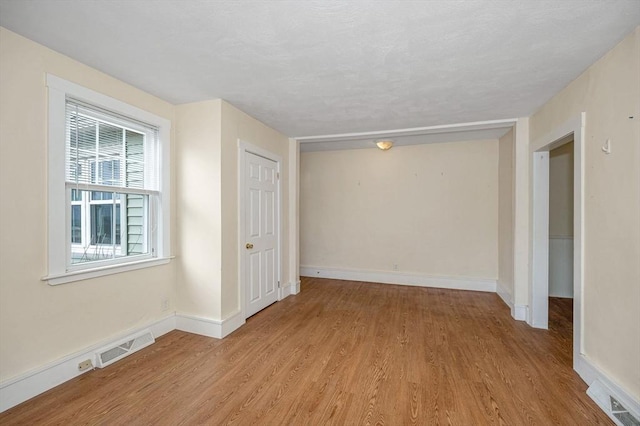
[[375, 139, 394, 151]]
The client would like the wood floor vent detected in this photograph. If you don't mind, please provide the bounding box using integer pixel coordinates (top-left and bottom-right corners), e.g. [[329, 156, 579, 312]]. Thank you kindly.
[[95, 329, 155, 368]]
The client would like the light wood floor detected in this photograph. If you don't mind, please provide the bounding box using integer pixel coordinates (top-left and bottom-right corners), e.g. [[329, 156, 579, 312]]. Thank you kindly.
[[0, 278, 611, 425]]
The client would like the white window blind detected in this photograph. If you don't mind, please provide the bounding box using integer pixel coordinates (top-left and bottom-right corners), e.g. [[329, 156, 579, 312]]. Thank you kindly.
[[65, 98, 159, 194]]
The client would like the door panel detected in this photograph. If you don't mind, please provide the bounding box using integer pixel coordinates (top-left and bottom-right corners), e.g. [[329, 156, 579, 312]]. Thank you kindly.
[[244, 151, 279, 318], [248, 251, 261, 303], [249, 189, 260, 238], [265, 190, 275, 236], [265, 247, 275, 294]]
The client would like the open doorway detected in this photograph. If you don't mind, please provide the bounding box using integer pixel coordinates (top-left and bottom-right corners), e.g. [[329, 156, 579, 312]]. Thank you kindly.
[[548, 141, 574, 337], [531, 113, 585, 370]]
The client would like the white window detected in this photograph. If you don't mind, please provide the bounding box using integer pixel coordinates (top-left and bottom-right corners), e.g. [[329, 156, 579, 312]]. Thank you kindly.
[[45, 75, 171, 285]]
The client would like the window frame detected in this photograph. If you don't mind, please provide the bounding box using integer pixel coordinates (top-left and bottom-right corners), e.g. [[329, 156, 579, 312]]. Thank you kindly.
[[45, 74, 171, 285]]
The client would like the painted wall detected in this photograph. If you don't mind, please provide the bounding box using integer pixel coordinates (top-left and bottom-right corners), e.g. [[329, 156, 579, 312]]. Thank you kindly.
[[549, 142, 574, 238], [220, 101, 292, 319], [300, 140, 499, 280], [0, 28, 177, 382], [175, 100, 291, 322], [498, 128, 515, 300], [530, 28, 640, 399], [548, 142, 574, 298], [175, 100, 223, 319]]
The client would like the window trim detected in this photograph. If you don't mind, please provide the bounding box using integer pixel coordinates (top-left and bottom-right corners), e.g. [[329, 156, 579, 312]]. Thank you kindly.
[[44, 74, 171, 285]]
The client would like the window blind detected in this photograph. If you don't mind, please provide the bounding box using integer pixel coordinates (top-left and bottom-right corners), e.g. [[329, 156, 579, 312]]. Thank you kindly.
[[65, 98, 159, 194]]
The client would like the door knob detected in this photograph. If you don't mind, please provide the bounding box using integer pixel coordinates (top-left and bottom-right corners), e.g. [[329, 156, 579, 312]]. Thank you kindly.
[[246, 243, 254, 249]]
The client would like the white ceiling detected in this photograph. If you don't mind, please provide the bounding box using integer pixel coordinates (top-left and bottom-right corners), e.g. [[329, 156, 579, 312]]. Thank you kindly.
[[1, 0, 638, 142]]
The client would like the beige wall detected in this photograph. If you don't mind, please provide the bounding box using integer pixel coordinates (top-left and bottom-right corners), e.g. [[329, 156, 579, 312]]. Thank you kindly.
[[0, 28, 177, 381], [549, 141, 574, 237], [530, 27, 640, 398], [176, 99, 292, 321], [548, 141, 574, 298], [175, 100, 223, 319], [300, 140, 499, 279], [498, 128, 515, 299], [0, 28, 294, 385], [220, 101, 291, 319]]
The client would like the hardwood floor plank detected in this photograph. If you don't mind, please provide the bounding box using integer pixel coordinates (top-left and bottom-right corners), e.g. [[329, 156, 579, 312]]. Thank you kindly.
[[0, 280, 613, 425]]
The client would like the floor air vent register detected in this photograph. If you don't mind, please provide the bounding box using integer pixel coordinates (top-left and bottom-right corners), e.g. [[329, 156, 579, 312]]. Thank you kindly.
[[587, 380, 640, 426], [95, 329, 155, 368]]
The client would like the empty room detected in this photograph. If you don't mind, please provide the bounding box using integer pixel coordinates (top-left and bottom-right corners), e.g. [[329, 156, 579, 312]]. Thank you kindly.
[[0, 1, 638, 424]]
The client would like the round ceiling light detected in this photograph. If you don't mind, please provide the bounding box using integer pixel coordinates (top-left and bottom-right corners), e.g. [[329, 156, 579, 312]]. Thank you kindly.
[[375, 139, 394, 151]]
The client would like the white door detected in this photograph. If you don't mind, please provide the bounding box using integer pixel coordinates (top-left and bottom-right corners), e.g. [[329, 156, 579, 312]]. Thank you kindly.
[[244, 151, 279, 318]]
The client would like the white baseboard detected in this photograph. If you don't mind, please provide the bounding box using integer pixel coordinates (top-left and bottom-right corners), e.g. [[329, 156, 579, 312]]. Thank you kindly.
[[511, 304, 528, 321], [473, 279, 529, 321], [496, 281, 513, 308], [176, 310, 244, 339], [279, 280, 301, 299], [300, 266, 496, 293], [0, 315, 176, 413], [576, 354, 640, 424]]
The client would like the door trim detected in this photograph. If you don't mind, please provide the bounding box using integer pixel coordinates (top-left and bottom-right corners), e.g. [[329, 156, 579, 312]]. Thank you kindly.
[[530, 113, 585, 367], [238, 140, 283, 320]]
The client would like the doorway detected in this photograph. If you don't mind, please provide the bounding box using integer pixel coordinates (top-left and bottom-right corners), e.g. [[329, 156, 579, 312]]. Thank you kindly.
[[531, 113, 585, 369], [239, 143, 281, 319], [548, 141, 575, 338]]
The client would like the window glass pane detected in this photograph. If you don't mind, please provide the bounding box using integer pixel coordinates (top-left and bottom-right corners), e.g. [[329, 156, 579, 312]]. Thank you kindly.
[[90, 159, 121, 186], [97, 122, 123, 186], [116, 193, 143, 259], [71, 205, 82, 244], [91, 203, 120, 245], [71, 189, 82, 201], [67, 114, 96, 185], [91, 191, 113, 201], [125, 130, 144, 189], [70, 189, 149, 265]]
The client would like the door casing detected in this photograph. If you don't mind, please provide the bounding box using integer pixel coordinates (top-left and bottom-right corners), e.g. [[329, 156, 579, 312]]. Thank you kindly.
[[530, 113, 585, 369]]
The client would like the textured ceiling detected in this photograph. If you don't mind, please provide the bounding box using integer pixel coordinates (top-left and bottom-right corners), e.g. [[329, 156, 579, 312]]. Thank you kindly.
[[1, 0, 638, 138]]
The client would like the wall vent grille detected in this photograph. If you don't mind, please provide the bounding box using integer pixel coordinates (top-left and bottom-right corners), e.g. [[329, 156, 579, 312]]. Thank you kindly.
[[95, 329, 155, 368]]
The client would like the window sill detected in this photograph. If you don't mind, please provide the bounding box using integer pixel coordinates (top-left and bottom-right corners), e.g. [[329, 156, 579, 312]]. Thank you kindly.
[[42, 257, 173, 286]]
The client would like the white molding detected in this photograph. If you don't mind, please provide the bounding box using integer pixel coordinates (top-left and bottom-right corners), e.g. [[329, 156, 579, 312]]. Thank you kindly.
[[512, 117, 530, 324], [494, 282, 528, 320], [0, 315, 176, 413], [288, 138, 300, 301], [43, 257, 172, 285], [46, 75, 172, 130], [279, 280, 301, 299], [531, 150, 550, 328], [496, 281, 513, 308], [221, 311, 245, 337], [529, 112, 586, 366], [175, 311, 245, 339], [295, 118, 518, 141], [511, 304, 528, 321], [301, 266, 496, 292], [577, 354, 640, 424]]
